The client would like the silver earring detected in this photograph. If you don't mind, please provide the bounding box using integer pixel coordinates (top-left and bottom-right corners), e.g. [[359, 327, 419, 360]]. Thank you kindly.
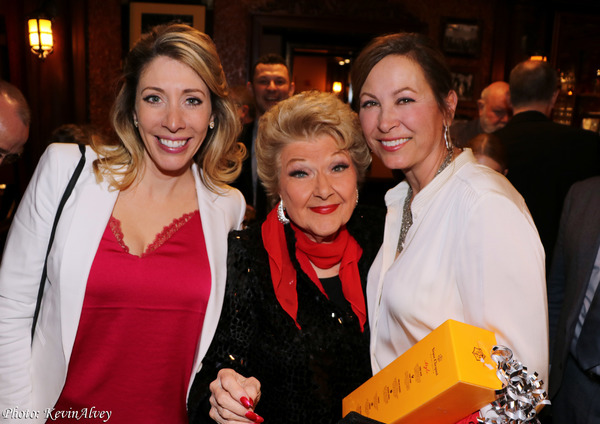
[[134, 119, 138, 128], [355, 189, 359, 206], [443, 124, 453, 151], [209, 121, 215, 130], [277, 200, 290, 225]]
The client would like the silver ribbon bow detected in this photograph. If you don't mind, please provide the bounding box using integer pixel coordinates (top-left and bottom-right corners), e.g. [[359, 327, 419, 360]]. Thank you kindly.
[[477, 345, 550, 423]]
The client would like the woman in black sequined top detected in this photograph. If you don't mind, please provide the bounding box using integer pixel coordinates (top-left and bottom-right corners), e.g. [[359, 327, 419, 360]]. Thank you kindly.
[[188, 91, 384, 424]]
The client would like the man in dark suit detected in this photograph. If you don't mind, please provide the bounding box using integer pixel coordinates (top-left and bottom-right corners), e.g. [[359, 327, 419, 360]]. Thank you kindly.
[[231, 54, 295, 223], [494, 60, 600, 270], [548, 176, 600, 422]]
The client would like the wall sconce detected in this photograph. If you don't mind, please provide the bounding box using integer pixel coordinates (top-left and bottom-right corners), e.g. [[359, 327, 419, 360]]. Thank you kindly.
[[332, 82, 343, 93], [28, 15, 54, 60], [529, 55, 547, 62]]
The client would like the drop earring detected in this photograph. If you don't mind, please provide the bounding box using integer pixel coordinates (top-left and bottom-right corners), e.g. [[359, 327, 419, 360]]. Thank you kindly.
[[277, 200, 290, 225], [443, 124, 452, 151], [133, 118, 138, 128], [209, 121, 215, 130]]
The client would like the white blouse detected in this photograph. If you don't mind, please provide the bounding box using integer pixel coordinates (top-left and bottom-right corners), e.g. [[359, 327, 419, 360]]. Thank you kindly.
[[367, 149, 548, 385]]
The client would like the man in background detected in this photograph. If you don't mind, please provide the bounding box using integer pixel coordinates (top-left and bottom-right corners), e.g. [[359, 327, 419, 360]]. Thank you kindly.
[[0, 80, 30, 167], [451, 81, 511, 147], [233, 54, 295, 222], [0, 80, 30, 255], [230, 84, 255, 126], [494, 60, 600, 271], [548, 176, 600, 423]]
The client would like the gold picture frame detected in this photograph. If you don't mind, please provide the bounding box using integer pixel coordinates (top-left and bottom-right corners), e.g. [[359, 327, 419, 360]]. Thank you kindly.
[[129, 2, 206, 48]]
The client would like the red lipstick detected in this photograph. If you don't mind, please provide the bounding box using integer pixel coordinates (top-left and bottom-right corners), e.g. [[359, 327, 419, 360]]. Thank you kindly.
[[310, 205, 339, 214]]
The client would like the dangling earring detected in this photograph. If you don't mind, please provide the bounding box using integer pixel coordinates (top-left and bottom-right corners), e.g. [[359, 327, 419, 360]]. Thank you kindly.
[[443, 124, 453, 152], [277, 200, 290, 225], [355, 188, 359, 206], [209, 121, 215, 130], [133, 118, 138, 128]]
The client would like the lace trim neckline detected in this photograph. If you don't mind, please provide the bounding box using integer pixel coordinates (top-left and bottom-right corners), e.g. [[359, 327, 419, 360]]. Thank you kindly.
[[109, 210, 198, 257]]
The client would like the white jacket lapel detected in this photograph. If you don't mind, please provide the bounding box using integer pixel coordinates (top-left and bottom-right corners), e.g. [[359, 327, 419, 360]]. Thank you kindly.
[[58, 176, 117, 363]]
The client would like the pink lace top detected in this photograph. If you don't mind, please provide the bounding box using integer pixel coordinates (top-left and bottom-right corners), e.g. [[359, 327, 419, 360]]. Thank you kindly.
[[51, 210, 210, 423], [109, 211, 197, 257]]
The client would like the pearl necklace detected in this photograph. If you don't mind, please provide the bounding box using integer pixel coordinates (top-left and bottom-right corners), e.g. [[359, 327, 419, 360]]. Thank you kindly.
[[396, 150, 453, 254]]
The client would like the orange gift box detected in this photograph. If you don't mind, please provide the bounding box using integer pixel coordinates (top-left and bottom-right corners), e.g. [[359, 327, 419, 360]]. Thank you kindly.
[[342, 319, 502, 424]]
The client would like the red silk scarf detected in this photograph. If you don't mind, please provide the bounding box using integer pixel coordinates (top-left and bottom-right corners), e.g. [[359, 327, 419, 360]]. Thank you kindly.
[[261, 207, 366, 330]]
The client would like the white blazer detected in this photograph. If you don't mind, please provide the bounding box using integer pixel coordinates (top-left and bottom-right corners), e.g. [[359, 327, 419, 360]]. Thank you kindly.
[[0, 143, 245, 422]]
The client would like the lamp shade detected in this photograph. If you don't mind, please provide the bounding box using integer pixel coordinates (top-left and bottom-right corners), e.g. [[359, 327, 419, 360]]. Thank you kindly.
[[28, 17, 53, 59]]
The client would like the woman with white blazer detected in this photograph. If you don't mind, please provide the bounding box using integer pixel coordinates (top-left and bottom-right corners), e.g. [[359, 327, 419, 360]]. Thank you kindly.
[[0, 24, 245, 423]]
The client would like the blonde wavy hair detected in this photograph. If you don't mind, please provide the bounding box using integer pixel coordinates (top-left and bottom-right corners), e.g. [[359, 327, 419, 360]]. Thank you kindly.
[[91, 24, 244, 192], [256, 90, 371, 204]]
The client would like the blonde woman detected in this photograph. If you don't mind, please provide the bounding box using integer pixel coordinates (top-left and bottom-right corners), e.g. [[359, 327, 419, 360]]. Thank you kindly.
[[0, 24, 245, 423], [189, 91, 384, 424]]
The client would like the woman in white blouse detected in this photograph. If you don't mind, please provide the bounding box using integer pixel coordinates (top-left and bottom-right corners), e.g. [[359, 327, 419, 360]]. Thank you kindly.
[[350, 33, 548, 386]]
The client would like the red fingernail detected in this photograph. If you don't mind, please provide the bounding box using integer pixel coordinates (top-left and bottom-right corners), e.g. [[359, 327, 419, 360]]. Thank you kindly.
[[240, 396, 254, 409], [245, 410, 264, 423]]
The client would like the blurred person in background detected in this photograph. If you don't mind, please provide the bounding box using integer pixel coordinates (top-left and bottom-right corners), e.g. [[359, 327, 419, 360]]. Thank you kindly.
[[232, 54, 295, 223], [0, 80, 29, 167], [451, 81, 511, 147], [467, 132, 508, 175], [494, 59, 600, 272]]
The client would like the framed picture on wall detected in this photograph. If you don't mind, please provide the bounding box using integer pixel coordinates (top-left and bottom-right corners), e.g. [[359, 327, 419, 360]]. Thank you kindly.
[[441, 19, 480, 57], [582, 116, 600, 134], [129, 2, 206, 48], [451, 70, 475, 101]]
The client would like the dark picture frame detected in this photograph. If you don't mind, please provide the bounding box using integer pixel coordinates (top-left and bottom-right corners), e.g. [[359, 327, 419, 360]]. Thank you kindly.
[[451, 70, 476, 101], [129, 2, 206, 48], [442, 19, 480, 57]]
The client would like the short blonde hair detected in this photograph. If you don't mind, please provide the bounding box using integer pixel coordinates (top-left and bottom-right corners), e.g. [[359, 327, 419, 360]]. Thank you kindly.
[[92, 24, 244, 192], [256, 90, 371, 202]]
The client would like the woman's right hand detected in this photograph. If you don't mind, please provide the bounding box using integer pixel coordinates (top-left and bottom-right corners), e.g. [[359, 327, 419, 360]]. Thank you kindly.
[[208, 368, 263, 424]]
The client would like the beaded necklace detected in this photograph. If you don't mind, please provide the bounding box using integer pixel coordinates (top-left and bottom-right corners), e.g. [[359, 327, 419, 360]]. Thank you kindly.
[[396, 150, 453, 254]]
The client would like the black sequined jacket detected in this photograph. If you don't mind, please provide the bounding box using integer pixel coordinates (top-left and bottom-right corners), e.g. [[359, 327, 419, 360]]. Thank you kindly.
[[188, 205, 385, 424]]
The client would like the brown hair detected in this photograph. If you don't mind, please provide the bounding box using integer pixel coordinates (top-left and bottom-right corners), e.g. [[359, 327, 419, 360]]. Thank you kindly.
[[250, 53, 291, 82], [467, 132, 508, 172], [351, 32, 454, 119]]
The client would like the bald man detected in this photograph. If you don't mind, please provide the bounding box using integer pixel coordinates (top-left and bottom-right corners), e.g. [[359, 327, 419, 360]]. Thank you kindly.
[[451, 81, 511, 148], [0, 81, 30, 166]]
